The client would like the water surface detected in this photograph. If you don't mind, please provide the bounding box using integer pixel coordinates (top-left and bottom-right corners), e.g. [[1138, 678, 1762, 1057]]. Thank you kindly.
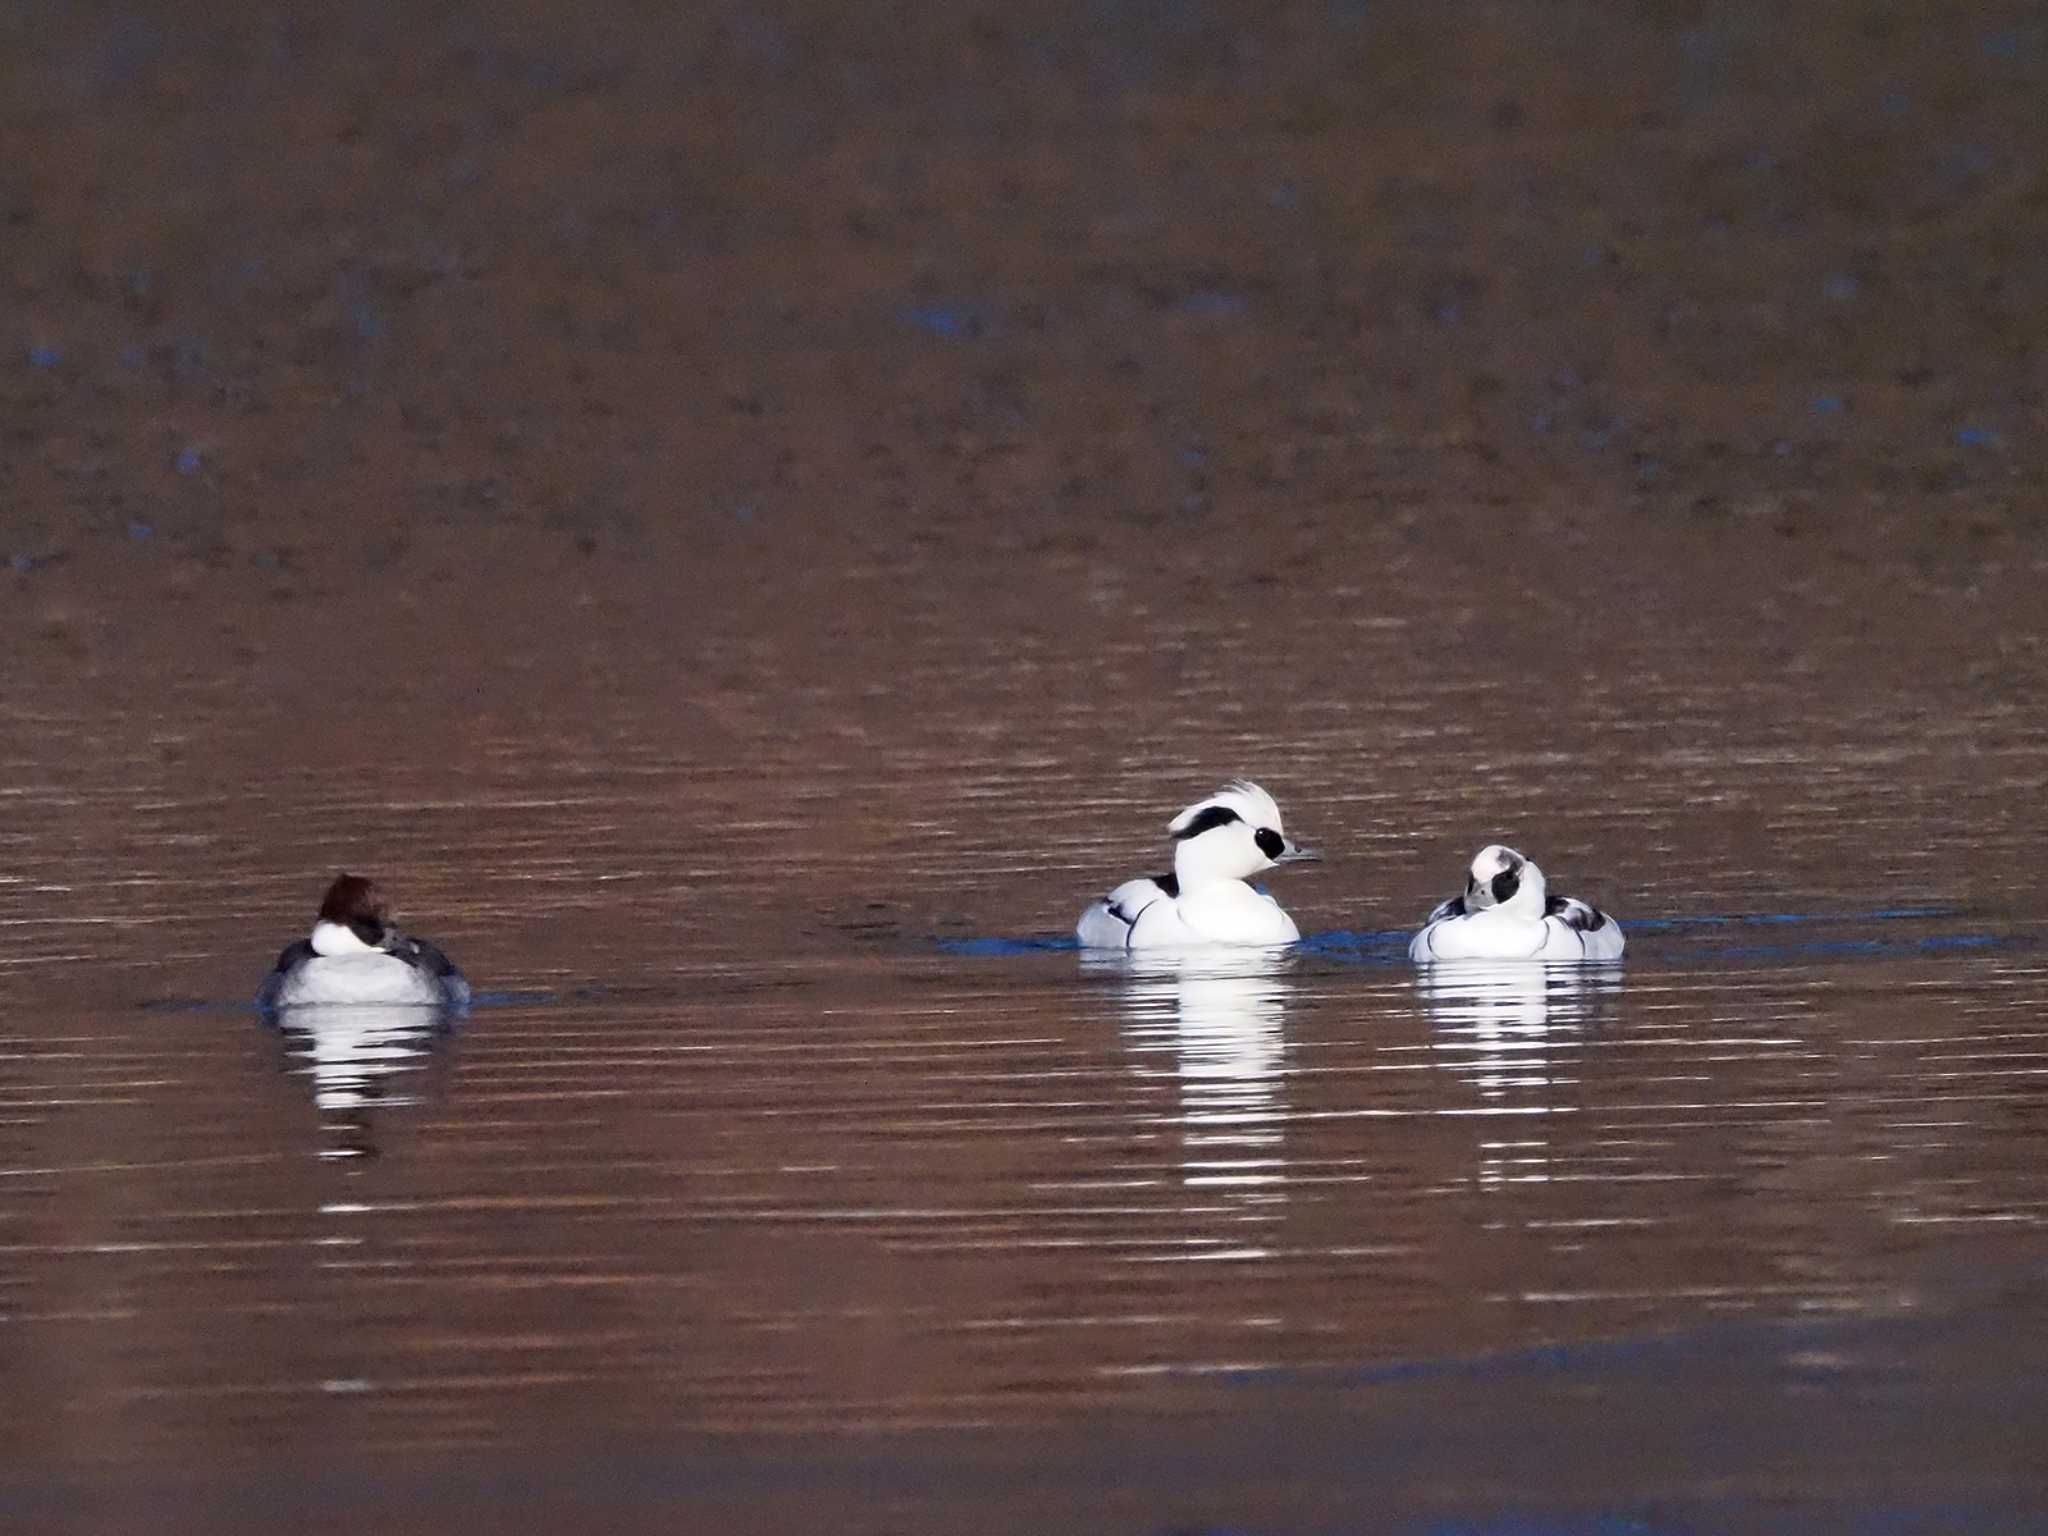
[[4, 2, 2048, 1523]]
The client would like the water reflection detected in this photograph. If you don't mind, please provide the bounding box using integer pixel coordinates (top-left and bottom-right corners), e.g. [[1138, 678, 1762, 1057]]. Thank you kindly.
[[1416, 962, 1621, 1096], [1415, 962, 1622, 1191], [1093, 949, 1295, 1225], [266, 1003, 455, 1159]]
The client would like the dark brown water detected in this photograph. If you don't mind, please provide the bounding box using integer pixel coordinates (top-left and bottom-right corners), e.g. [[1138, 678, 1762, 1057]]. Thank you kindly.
[[6, 1, 2048, 1529], [4, 608, 2047, 1530]]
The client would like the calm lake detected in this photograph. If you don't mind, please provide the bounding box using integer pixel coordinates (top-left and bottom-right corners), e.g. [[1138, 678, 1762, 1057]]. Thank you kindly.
[[5, 1, 2046, 1528]]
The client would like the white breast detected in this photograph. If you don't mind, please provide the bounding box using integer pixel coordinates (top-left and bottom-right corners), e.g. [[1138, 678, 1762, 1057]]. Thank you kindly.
[[274, 952, 447, 1007], [1132, 883, 1301, 948], [1410, 909, 1624, 962]]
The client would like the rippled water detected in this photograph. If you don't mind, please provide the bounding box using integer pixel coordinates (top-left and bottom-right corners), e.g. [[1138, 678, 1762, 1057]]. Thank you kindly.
[[5, 319, 2048, 1523], [5, 648, 2047, 1503], [8, 0, 2048, 1521]]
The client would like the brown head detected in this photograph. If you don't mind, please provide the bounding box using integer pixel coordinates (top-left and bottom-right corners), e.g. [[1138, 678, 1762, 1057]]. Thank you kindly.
[[316, 873, 390, 947]]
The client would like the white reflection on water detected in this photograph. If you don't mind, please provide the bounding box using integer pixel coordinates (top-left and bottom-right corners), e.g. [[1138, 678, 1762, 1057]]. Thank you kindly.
[[1094, 949, 1295, 1227], [1415, 961, 1622, 1191], [268, 1003, 453, 1159], [1416, 962, 1622, 1096]]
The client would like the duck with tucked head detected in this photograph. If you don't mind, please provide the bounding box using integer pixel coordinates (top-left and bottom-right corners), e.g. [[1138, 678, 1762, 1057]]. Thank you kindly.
[[1077, 780, 1318, 949], [257, 873, 470, 1012], [1408, 844, 1623, 962]]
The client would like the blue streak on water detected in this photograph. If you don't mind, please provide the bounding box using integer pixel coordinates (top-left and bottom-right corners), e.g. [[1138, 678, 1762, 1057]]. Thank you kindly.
[[132, 989, 569, 1015], [946, 909, 1957, 951], [1176, 288, 1248, 319], [1301, 929, 1414, 966], [938, 935, 1081, 956], [941, 907, 2016, 965], [1216, 1306, 1885, 1395], [1402, 1518, 1678, 1535], [900, 303, 987, 340], [1688, 932, 2018, 962], [1621, 905, 1957, 930]]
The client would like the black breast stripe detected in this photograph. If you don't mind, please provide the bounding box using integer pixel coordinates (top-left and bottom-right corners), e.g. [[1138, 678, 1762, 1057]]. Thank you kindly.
[[1123, 895, 1172, 947]]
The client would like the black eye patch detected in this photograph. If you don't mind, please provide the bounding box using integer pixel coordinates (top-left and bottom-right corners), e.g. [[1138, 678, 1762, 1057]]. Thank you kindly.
[[1172, 805, 1244, 840], [1254, 828, 1285, 860], [1490, 868, 1521, 903]]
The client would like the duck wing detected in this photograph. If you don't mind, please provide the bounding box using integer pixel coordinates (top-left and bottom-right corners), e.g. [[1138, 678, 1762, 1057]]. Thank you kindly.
[[1078, 874, 1178, 948], [1543, 893, 1625, 959], [1422, 892, 1468, 925], [255, 938, 316, 1014], [1109, 873, 1176, 923], [1544, 894, 1612, 932], [387, 931, 462, 979]]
